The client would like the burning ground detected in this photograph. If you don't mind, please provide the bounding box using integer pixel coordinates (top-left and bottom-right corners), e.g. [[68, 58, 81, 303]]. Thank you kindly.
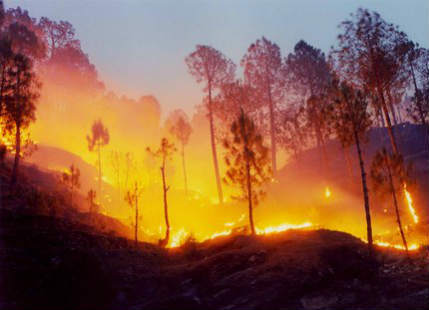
[[1, 206, 428, 310], [0, 161, 428, 310]]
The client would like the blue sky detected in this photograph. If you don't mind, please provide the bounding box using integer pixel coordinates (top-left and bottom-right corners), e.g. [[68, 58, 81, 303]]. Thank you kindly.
[[8, 0, 429, 115]]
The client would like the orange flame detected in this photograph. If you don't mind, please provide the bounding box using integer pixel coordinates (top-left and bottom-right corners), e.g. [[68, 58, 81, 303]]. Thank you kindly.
[[168, 228, 189, 248], [167, 221, 313, 248], [374, 240, 419, 251], [255, 222, 313, 235], [325, 186, 331, 198], [403, 184, 418, 224]]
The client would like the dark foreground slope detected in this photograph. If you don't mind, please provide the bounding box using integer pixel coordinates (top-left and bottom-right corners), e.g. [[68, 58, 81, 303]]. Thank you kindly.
[[0, 207, 428, 310]]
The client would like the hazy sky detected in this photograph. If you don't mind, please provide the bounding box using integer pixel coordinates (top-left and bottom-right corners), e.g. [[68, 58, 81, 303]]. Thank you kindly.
[[8, 0, 429, 116]]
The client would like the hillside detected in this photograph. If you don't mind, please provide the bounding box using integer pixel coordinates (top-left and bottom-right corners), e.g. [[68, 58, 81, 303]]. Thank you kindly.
[[1, 206, 428, 310], [0, 158, 428, 310], [0, 125, 427, 310]]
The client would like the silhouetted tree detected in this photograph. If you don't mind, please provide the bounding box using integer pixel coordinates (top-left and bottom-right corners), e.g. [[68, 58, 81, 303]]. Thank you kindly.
[[5, 21, 45, 60], [214, 79, 258, 138], [306, 94, 333, 172], [329, 81, 374, 255], [86, 189, 98, 220], [147, 138, 177, 247], [3, 7, 45, 60], [167, 110, 192, 194], [285, 40, 332, 171], [125, 181, 143, 247], [3, 53, 40, 185], [61, 164, 80, 208], [286, 40, 331, 97], [331, 8, 409, 154], [278, 106, 308, 164], [38, 17, 79, 59], [223, 109, 271, 235], [38, 16, 103, 92], [186, 45, 236, 203], [405, 43, 429, 125], [370, 148, 411, 256], [87, 119, 109, 206], [241, 37, 284, 175]]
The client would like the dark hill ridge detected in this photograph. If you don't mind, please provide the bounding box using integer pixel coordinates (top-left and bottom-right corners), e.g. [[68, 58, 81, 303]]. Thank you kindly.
[[1, 206, 428, 310], [280, 122, 429, 179]]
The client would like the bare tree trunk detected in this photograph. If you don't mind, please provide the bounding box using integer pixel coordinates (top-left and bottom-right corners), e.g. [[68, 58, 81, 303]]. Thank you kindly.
[[353, 129, 373, 256], [369, 41, 399, 155], [377, 85, 399, 155], [11, 123, 21, 186], [410, 61, 429, 163], [181, 142, 188, 195], [246, 159, 255, 235], [385, 159, 409, 257], [208, 87, 223, 203], [396, 105, 403, 124], [160, 164, 170, 247], [378, 108, 386, 128], [410, 61, 426, 125], [386, 89, 398, 125]]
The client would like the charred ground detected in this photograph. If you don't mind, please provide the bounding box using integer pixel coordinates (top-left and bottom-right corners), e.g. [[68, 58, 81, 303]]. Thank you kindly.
[[1, 203, 428, 310]]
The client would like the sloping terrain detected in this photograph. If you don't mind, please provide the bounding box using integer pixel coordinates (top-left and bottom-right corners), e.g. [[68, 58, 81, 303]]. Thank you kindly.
[[0, 205, 428, 310], [0, 124, 428, 310]]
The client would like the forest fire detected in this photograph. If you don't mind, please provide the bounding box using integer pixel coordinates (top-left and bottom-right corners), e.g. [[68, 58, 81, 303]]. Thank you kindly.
[[1, 2, 428, 309], [403, 184, 419, 224]]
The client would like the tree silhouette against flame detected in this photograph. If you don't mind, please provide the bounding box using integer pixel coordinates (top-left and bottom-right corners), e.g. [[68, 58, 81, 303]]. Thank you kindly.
[[329, 81, 374, 255], [61, 164, 80, 208], [168, 110, 192, 195], [223, 109, 271, 235], [370, 148, 413, 256], [3, 53, 40, 186], [186, 45, 236, 204], [147, 138, 177, 247], [125, 181, 143, 247], [241, 37, 284, 175], [87, 119, 109, 207]]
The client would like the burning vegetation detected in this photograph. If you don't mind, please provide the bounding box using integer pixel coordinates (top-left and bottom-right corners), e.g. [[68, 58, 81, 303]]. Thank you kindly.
[[0, 2, 428, 309]]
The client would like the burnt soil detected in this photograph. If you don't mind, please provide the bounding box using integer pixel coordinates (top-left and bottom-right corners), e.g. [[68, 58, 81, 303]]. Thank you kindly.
[[0, 207, 428, 310]]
